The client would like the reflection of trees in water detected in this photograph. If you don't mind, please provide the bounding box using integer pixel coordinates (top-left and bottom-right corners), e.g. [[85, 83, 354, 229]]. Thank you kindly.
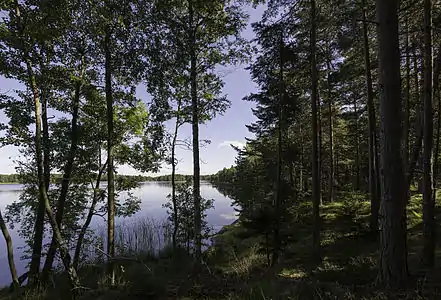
[[210, 183, 236, 200]]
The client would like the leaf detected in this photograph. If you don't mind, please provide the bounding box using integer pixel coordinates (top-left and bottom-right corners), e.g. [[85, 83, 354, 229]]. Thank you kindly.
[[411, 210, 422, 219]]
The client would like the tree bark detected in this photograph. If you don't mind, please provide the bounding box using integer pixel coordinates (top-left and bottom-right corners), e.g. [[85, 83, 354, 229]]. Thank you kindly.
[[105, 28, 116, 286], [0, 209, 19, 290], [42, 91, 50, 193], [376, 0, 408, 287], [189, 0, 202, 264], [404, 17, 411, 176], [422, 0, 435, 267], [363, 3, 379, 232], [310, 0, 320, 261]]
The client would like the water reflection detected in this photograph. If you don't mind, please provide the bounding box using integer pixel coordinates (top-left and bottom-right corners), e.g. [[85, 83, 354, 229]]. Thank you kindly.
[[0, 181, 236, 287]]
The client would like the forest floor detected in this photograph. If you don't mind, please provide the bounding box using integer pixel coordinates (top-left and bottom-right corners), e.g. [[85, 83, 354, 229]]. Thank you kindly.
[[2, 190, 441, 299]]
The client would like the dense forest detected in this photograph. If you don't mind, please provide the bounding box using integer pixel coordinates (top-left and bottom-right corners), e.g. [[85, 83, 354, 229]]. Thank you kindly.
[[0, 0, 440, 299]]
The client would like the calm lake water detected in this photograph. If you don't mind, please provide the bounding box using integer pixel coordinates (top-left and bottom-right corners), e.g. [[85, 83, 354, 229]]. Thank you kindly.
[[0, 181, 237, 287]]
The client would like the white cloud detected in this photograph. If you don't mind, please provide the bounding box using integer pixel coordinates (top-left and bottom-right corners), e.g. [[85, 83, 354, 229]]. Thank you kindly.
[[218, 140, 245, 149]]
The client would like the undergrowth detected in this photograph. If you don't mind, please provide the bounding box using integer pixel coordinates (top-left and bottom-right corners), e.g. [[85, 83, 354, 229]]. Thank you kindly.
[[2, 190, 441, 299]]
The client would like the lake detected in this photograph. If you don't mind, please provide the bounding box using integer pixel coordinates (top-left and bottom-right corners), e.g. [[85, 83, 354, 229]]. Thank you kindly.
[[0, 181, 237, 287]]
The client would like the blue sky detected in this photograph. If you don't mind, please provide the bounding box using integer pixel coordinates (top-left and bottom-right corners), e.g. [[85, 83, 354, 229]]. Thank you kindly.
[[0, 5, 265, 176]]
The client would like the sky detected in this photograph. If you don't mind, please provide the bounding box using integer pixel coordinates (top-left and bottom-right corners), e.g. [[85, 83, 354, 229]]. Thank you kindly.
[[0, 4, 266, 176]]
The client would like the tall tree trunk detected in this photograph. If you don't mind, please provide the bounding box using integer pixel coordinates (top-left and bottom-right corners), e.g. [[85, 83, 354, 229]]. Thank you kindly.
[[299, 124, 305, 193], [14, 3, 79, 290], [73, 156, 107, 270], [326, 62, 335, 203], [12, 1, 48, 284], [353, 97, 360, 190], [431, 45, 441, 215], [422, 0, 435, 267], [404, 17, 411, 176], [317, 95, 323, 204], [310, 0, 320, 260], [363, 4, 379, 232], [105, 29, 116, 286], [28, 170, 46, 283], [171, 101, 181, 251], [42, 55, 84, 281], [42, 93, 50, 193], [272, 32, 284, 265], [405, 40, 423, 197], [0, 209, 19, 290], [189, 0, 202, 264], [376, 0, 408, 287], [27, 56, 80, 291], [433, 76, 441, 230]]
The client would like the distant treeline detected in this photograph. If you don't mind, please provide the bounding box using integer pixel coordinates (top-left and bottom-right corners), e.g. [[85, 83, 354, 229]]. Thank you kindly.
[[0, 173, 214, 184], [0, 174, 20, 183]]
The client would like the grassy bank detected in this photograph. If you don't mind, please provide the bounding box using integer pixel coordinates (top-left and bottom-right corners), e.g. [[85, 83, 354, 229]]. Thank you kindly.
[[2, 191, 441, 299]]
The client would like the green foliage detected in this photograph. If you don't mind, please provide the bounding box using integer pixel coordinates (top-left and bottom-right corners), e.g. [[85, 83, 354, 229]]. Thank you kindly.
[[163, 179, 214, 252]]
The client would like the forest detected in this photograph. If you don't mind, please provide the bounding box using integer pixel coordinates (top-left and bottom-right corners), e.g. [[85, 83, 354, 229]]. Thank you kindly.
[[0, 0, 440, 299], [0, 173, 196, 183]]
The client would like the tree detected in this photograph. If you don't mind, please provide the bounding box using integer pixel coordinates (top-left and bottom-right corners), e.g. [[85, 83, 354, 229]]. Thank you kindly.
[[422, 0, 435, 267], [310, 0, 320, 261], [153, 0, 249, 263], [163, 179, 214, 252], [362, 1, 379, 232], [0, 209, 19, 290], [0, 0, 81, 289], [376, 0, 408, 287]]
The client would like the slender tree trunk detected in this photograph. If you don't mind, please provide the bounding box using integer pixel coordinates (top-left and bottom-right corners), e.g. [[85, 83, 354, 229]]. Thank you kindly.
[[171, 101, 181, 251], [299, 124, 305, 193], [405, 41, 424, 196], [272, 33, 284, 265], [433, 81, 441, 227], [310, 0, 320, 261], [326, 63, 334, 203], [189, 0, 202, 264], [0, 209, 19, 290], [73, 157, 107, 270], [42, 93, 50, 193], [404, 17, 411, 175], [42, 56, 84, 281], [422, 0, 435, 267], [317, 95, 323, 204], [105, 29, 116, 286], [402, 18, 411, 236], [363, 4, 379, 232], [353, 97, 360, 190], [26, 56, 80, 291], [431, 46, 441, 214], [28, 170, 46, 282], [376, 0, 408, 287]]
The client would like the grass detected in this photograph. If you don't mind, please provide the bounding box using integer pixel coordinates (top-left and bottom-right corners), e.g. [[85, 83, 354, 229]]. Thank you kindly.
[[2, 190, 441, 299]]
